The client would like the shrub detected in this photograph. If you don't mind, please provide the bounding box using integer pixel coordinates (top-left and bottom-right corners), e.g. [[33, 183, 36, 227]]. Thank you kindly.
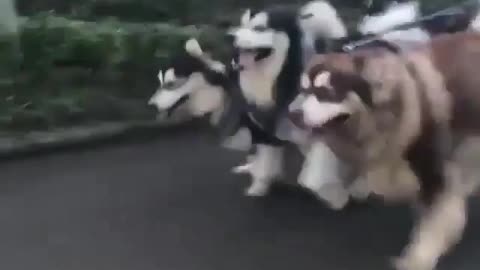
[[0, 14, 226, 130]]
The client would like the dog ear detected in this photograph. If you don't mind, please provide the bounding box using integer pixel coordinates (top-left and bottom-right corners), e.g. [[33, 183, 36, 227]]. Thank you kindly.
[[164, 68, 176, 83], [241, 9, 251, 25], [185, 38, 203, 57], [157, 70, 163, 86]]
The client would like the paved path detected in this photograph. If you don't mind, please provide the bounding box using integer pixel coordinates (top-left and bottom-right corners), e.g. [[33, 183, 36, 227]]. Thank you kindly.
[[0, 125, 479, 270]]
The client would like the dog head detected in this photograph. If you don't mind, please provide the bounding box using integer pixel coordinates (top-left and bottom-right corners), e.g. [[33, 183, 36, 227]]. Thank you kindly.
[[227, 6, 299, 71], [288, 57, 373, 134], [148, 38, 227, 118]]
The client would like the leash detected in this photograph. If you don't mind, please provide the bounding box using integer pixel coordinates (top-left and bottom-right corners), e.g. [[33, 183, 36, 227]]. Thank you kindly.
[[342, 0, 479, 51]]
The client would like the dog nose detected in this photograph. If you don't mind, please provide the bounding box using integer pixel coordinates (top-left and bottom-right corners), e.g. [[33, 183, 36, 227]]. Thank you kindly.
[[289, 110, 305, 129]]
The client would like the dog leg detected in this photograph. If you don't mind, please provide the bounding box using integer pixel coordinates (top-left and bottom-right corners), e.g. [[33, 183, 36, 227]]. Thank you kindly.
[[232, 153, 256, 174], [245, 144, 284, 197], [298, 141, 350, 209], [393, 187, 467, 270], [395, 128, 466, 270], [348, 177, 371, 201], [232, 145, 257, 174]]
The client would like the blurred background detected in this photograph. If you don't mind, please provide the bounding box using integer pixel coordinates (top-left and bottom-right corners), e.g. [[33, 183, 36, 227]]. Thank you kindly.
[[0, 0, 459, 133]]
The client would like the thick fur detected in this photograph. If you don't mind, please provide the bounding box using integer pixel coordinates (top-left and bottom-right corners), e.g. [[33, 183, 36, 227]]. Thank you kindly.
[[148, 39, 260, 170], [227, 2, 363, 208], [148, 39, 229, 123], [358, 0, 480, 40], [289, 31, 480, 270]]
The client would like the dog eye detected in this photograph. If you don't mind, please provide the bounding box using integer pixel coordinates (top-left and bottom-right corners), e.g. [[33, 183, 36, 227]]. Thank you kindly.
[[299, 13, 313, 20], [163, 82, 175, 88], [253, 25, 267, 32]]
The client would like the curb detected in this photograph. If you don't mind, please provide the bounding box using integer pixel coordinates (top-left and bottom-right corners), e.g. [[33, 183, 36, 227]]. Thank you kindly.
[[0, 115, 197, 160]]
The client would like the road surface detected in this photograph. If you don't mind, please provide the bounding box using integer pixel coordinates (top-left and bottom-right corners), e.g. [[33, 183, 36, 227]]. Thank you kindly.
[[0, 124, 479, 270]]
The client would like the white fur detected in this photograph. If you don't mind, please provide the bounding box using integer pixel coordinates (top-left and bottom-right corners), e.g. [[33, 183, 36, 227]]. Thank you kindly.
[[222, 127, 252, 152], [358, 1, 419, 34], [299, 0, 347, 39], [149, 88, 186, 110], [185, 38, 226, 74], [231, 10, 291, 107], [244, 144, 284, 196], [157, 70, 163, 85], [301, 73, 311, 89], [302, 95, 351, 127], [238, 33, 289, 107], [358, 1, 430, 43], [188, 84, 224, 117], [470, 9, 480, 32], [289, 93, 307, 112], [149, 72, 224, 116], [233, 28, 275, 49], [241, 9, 252, 26], [233, 3, 354, 203], [185, 38, 203, 57], [298, 140, 350, 210], [275, 116, 310, 146], [394, 188, 467, 270], [313, 71, 331, 88], [232, 153, 256, 174], [347, 177, 371, 201], [164, 68, 176, 83]]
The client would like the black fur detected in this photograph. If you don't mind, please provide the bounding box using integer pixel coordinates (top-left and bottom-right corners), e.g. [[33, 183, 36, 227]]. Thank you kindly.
[[165, 52, 230, 91], [222, 5, 305, 147]]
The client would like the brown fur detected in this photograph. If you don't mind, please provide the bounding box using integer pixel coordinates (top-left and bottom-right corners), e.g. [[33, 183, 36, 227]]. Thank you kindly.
[[294, 32, 480, 270]]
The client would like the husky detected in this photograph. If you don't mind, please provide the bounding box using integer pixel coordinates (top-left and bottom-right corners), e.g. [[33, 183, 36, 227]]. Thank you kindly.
[[148, 38, 261, 170], [225, 2, 370, 209], [288, 31, 480, 270], [148, 38, 228, 123]]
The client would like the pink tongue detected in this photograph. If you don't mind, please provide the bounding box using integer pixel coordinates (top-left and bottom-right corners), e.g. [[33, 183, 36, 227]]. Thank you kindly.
[[238, 52, 255, 68]]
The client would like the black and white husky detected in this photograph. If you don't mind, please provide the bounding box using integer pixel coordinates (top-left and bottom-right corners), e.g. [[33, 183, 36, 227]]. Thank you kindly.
[[148, 38, 228, 124], [149, 1, 362, 210], [226, 2, 371, 209], [148, 38, 268, 172]]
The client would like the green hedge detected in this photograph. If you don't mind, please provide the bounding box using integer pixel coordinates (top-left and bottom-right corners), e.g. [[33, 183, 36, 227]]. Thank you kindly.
[[0, 14, 227, 131], [16, 0, 464, 25]]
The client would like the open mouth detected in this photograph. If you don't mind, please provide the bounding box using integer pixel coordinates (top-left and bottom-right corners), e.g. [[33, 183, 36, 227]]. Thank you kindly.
[[236, 47, 273, 69], [289, 111, 350, 134], [166, 95, 190, 117]]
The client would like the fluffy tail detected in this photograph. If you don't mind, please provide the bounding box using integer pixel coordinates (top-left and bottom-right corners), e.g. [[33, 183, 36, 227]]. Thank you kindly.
[[357, 1, 421, 34], [299, 0, 347, 39]]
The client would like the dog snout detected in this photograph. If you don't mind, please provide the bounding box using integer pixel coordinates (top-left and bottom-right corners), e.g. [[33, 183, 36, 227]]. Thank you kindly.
[[289, 110, 306, 129]]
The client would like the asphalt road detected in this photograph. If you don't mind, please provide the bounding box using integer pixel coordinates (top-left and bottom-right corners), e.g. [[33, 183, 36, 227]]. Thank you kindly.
[[0, 124, 479, 270]]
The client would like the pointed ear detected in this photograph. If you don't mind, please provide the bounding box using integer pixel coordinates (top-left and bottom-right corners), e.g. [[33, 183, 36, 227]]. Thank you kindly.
[[164, 68, 176, 83], [157, 70, 163, 85], [241, 9, 251, 25], [185, 38, 203, 57]]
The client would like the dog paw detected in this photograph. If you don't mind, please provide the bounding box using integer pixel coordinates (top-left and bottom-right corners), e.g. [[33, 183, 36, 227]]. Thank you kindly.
[[391, 255, 435, 270], [348, 178, 371, 201], [305, 183, 350, 211], [244, 182, 270, 197], [326, 196, 349, 210], [232, 163, 252, 174]]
